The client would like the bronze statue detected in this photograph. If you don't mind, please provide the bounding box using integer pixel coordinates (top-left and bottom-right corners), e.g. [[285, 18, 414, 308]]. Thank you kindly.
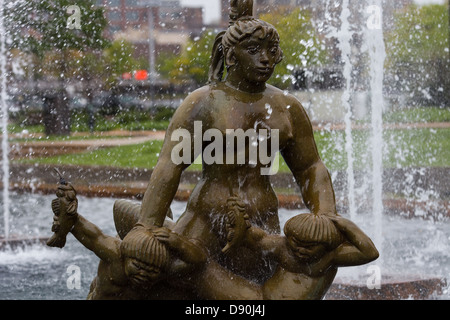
[[48, 184, 208, 299], [47, 169, 78, 248], [239, 212, 379, 299], [47, 0, 378, 299]]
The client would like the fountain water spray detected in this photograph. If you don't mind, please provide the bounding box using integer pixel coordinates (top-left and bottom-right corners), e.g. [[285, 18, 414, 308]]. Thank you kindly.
[[317, 3, 450, 299], [0, 0, 10, 239], [327, 0, 386, 258], [337, 0, 357, 221], [330, 0, 387, 242], [366, 0, 386, 257]]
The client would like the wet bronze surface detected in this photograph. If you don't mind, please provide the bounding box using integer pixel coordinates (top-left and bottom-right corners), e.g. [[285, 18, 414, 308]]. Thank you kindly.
[[47, 0, 378, 300]]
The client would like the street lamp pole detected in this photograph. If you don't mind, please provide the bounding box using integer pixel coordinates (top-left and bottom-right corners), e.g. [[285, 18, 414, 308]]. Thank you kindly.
[[147, 5, 157, 79], [140, 0, 163, 108]]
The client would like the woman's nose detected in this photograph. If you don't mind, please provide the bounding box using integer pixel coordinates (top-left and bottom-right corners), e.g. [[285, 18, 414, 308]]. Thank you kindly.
[[259, 50, 269, 63]]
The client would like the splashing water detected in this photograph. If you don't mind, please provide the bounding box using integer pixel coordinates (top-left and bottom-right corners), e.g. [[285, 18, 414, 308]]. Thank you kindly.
[[366, 0, 386, 258], [337, 0, 357, 221], [0, 194, 449, 299], [325, 0, 388, 255], [0, 0, 9, 239], [323, 0, 358, 220]]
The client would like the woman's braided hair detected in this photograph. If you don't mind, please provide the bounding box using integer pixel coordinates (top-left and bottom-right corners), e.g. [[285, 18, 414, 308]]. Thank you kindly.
[[120, 227, 170, 270], [284, 213, 343, 250]]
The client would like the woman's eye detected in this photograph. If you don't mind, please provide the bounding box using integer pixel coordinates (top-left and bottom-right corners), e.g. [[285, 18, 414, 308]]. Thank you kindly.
[[270, 47, 278, 55], [247, 47, 258, 54]]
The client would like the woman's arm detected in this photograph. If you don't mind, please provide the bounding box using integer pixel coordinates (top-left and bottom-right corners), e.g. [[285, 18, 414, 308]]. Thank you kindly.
[[138, 92, 204, 228], [280, 98, 338, 217]]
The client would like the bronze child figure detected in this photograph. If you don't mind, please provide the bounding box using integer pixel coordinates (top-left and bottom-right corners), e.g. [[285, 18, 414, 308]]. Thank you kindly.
[[236, 212, 379, 299], [48, 184, 207, 299]]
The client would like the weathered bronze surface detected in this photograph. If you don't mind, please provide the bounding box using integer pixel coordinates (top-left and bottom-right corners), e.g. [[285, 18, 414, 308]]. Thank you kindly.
[[47, 0, 378, 299]]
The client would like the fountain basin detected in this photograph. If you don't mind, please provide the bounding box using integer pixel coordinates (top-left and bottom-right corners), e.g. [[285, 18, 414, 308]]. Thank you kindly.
[[0, 235, 49, 251], [0, 192, 448, 300], [326, 275, 447, 300]]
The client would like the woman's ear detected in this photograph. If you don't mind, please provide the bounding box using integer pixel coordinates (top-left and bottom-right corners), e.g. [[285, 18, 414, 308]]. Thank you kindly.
[[225, 48, 237, 68], [275, 47, 284, 65]]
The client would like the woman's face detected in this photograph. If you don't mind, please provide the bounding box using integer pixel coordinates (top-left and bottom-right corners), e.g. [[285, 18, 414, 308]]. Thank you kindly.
[[232, 29, 280, 84]]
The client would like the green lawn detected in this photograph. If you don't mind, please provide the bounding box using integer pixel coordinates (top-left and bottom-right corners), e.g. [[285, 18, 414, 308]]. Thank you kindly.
[[19, 140, 164, 169], [315, 128, 450, 170], [382, 107, 450, 123], [9, 108, 173, 135], [17, 128, 450, 172]]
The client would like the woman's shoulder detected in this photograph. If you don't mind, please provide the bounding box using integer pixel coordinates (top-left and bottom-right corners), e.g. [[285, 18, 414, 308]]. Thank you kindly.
[[183, 84, 211, 101], [171, 84, 218, 123], [266, 84, 301, 103], [182, 83, 226, 104]]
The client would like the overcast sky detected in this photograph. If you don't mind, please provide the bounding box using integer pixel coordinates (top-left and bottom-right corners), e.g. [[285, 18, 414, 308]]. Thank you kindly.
[[180, 0, 447, 25], [180, 0, 221, 24]]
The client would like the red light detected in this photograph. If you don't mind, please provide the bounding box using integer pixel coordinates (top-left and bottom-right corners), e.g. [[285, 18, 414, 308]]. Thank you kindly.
[[122, 72, 132, 80], [134, 70, 148, 81]]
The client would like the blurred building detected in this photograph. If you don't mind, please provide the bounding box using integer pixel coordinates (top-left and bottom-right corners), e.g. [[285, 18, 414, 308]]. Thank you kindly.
[[96, 0, 203, 36], [220, 0, 318, 24], [220, 0, 413, 28], [96, 0, 204, 63]]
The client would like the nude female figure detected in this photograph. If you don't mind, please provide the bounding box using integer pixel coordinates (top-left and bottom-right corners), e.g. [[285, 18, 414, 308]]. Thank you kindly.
[[120, 1, 339, 298]]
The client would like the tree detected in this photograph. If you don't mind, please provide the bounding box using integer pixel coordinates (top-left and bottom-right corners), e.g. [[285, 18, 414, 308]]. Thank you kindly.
[[260, 8, 329, 89], [385, 4, 449, 107], [158, 9, 328, 90], [7, 0, 109, 135], [102, 39, 146, 88], [158, 30, 216, 86]]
